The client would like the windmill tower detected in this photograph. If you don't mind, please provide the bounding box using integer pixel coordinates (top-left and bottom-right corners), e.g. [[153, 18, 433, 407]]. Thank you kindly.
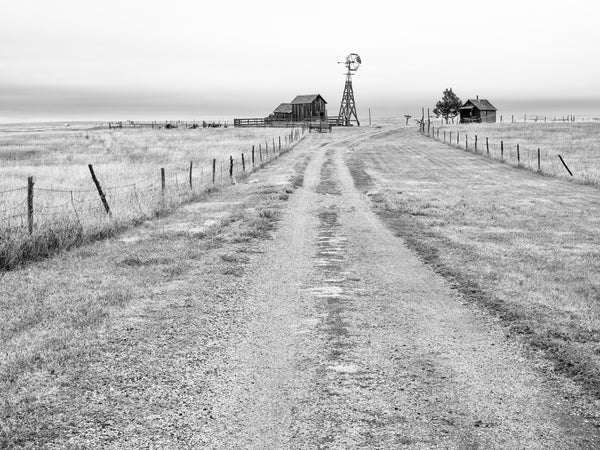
[[337, 53, 361, 126]]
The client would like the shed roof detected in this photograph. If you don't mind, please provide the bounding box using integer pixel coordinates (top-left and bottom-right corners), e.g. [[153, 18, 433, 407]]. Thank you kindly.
[[290, 94, 327, 104], [273, 103, 292, 114], [461, 99, 496, 111]]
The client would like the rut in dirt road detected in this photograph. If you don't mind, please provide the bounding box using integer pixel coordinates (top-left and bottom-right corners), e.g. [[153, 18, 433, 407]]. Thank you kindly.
[[201, 135, 600, 448]]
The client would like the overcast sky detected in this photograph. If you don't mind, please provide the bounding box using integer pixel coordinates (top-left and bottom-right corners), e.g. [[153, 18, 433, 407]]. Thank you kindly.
[[1, 0, 599, 122]]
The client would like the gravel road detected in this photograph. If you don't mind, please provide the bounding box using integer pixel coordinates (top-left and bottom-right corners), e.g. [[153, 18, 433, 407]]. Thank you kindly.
[[198, 130, 600, 448]]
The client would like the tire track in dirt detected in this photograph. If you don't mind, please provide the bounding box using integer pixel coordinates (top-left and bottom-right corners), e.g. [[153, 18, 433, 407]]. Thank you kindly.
[[197, 128, 600, 448]]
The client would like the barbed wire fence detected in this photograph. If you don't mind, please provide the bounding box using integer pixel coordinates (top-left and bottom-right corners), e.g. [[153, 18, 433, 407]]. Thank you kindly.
[[419, 123, 600, 185], [0, 127, 306, 269]]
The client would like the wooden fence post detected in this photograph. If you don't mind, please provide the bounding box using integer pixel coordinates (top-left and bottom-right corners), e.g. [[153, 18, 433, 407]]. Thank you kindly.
[[457, 132, 459, 146], [161, 168, 165, 196], [189, 161, 193, 190], [229, 155, 233, 182], [517, 144, 520, 164], [252, 145, 255, 166], [486, 137, 489, 155], [427, 108, 430, 134], [558, 154, 573, 176], [444, 130, 446, 142], [501, 141, 504, 159], [279, 136, 281, 151], [27, 176, 34, 235], [242, 153, 246, 172], [88, 164, 111, 216], [465, 135, 468, 149], [272, 138, 275, 153], [475, 135, 478, 152], [537, 148, 541, 171], [259, 144, 263, 161], [212, 158, 216, 184]]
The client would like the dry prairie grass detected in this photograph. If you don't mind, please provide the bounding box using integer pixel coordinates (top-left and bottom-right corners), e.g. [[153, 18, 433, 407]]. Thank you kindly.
[[0, 126, 289, 189], [0, 125, 303, 269], [348, 128, 600, 397], [432, 122, 600, 184]]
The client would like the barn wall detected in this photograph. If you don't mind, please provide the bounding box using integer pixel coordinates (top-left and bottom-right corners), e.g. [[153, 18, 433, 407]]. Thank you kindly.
[[274, 112, 292, 120], [290, 97, 328, 121]]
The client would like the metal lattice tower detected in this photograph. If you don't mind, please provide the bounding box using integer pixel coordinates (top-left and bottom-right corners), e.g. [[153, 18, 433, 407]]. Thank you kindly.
[[337, 53, 361, 126]]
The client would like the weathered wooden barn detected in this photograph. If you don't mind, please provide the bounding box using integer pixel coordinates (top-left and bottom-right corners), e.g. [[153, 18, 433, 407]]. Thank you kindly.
[[235, 93, 328, 127], [290, 94, 327, 122], [271, 103, 292, 121], [459, 98, 497, 123]]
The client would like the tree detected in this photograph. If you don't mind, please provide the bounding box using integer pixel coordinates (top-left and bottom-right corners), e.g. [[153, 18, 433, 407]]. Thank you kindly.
[[433, 88, 463, 124]]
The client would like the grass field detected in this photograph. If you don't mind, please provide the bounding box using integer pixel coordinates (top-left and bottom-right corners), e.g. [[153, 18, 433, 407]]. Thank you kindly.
[[431, 122, 600, 185], [0, 125, 301, 268], [348, 127, 600, 397], [0, 127, 285, 188]]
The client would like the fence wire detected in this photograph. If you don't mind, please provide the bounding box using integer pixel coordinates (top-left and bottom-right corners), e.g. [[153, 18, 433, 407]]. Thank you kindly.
[[0, 127, 305, 239]]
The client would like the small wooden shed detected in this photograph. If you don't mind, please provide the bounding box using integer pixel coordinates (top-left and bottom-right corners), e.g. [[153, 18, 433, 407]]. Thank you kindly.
[[272, 103, 292, 121], [290, 94, 327, 122], [459, 98, 497, 123]]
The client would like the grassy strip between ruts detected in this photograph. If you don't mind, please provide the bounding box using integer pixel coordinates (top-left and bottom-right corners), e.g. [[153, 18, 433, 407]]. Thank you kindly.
[[0, 140, 313, 447], [346, 138, 600, 406]]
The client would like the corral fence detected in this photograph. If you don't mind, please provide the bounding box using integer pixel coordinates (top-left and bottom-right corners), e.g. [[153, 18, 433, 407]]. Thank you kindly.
[[0, 128, 306, 269], [234, 117, 342, 128], [107, 120, 229, 130], [418, 123, 593, 184]]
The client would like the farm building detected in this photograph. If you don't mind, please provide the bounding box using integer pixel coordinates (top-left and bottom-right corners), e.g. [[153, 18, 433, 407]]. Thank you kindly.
[[459, 98, 497, 123], [271, 103, 292, 121], [235, 93, 328, 127], [290, 94, 327, 122]]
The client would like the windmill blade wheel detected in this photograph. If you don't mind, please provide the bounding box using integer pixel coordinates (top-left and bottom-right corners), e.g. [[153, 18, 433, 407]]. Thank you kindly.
[[346, 53, 361, 71]]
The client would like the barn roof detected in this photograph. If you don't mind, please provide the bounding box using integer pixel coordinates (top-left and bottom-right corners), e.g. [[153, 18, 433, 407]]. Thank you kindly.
[[460, 99, 496, 111], [273, 103, 292, 114], [290, 94, 327, 104]]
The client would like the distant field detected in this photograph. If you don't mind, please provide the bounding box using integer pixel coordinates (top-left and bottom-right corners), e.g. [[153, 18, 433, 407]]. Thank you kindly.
[[432, 122, 600, 184], [0, 126, 287, 190], [0, 125, 300, 268]]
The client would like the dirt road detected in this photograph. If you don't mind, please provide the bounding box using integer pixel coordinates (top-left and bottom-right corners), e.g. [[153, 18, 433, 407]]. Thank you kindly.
[[4, 128, 600, 448], [190, 130, 598, 448]]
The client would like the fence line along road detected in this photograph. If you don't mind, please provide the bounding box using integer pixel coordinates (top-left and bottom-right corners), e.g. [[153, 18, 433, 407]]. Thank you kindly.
[[0, 127, 306, 241], [419, 124, 584, 183]]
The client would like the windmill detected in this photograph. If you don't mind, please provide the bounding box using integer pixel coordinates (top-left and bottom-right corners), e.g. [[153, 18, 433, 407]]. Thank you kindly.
[[337, 53, 361, 126]]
